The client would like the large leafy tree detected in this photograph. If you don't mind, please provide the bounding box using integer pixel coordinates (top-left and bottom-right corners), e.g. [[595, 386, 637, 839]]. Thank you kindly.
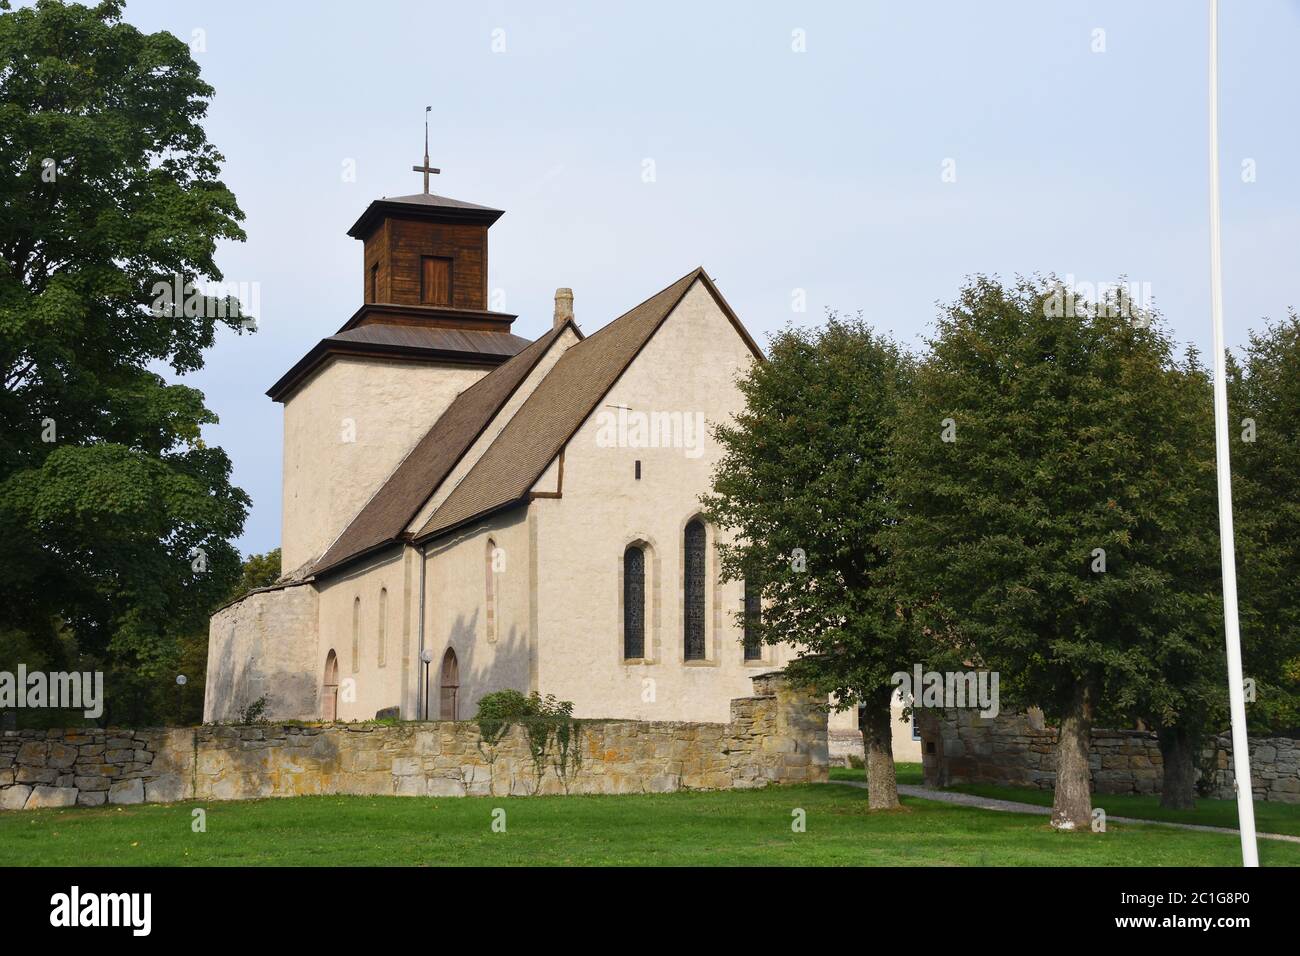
[[888, 277, 1222, 829], [702, 315, 915, 809], [1122, 350, 1224, 810], [0, 0, 251, 721], [1230, 313, 1300, 734]]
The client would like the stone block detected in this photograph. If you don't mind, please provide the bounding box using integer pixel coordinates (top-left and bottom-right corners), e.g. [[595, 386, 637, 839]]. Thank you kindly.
[[16, 767, 56, 785], [76, 790, 107, 807], [391, 756, 421, 777], [108, 778, 144, 805], [47, 743, 78, 769], [0, 785, 32, 810], [145, 775, 188, 803], [426, 776, 466, 798], [25, 785, 77, 809], [16, 741, 47, 765]]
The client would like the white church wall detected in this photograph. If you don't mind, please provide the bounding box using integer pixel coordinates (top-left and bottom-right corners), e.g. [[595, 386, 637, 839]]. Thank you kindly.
[[420, 509, 533, 721], [532, 280, 782, 723], [280, 356, 488, 573], [204, 583, 319, 722], [315, 546, 414, 722]]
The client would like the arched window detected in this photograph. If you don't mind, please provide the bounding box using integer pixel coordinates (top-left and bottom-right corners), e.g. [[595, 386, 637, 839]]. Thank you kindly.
[[377, 587, 388, 667], [351, 596, 361, 673], [439, 648, 460, 721], [684, 519, 707, 661], [743, 580, 762, 660], [485, 538, 499, 644], [623, 545, 646, 659]]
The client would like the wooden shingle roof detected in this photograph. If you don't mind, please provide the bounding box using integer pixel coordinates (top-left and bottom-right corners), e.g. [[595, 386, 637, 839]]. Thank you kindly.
[[310, 322, 573, 576]]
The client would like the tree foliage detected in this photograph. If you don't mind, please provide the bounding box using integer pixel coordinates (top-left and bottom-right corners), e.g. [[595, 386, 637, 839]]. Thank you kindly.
[[889, 280, 1219, 704], [0, 1, 251, 706], [1230, 312, 1300, 732], [702, 314, 915, 807], [884, 277, 1224, 825]]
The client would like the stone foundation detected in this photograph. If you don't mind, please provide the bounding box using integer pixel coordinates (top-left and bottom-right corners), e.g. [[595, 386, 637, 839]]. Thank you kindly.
[[918, 709, 1300, 803], [0, 674, 827, 810]]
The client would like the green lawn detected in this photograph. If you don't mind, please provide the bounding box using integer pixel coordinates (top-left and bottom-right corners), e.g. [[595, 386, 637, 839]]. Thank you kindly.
[[2, 783, 1297, 867], [829, 763, 1300, 837]]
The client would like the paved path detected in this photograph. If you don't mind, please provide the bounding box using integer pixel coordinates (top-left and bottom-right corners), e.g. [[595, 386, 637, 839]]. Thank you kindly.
[[828, 779, 1300, 844]]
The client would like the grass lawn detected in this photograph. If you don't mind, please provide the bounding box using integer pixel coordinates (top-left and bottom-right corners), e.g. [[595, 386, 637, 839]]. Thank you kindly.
[[829, 763, 1300, 837], [2, 783, 1297, 867]]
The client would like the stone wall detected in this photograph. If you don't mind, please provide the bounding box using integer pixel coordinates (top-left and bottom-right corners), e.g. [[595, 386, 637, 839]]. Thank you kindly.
[[918, 709, 1300, 804], [204, 581, 320, 723], [0, 674, 826, 810]]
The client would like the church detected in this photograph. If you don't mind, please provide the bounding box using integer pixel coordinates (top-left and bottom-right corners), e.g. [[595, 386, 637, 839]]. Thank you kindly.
[[203, 170, 795, 727]]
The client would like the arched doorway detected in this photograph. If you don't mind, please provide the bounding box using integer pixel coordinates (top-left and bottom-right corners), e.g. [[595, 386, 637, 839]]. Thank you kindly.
[[439, 648, 459, 721], [322, 650, 339, 721]]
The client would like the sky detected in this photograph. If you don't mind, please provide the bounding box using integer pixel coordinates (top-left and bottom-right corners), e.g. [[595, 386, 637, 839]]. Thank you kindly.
[[82, 0, 1300, 556]]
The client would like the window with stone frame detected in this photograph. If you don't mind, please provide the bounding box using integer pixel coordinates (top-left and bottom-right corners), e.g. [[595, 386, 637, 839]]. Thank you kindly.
[[684, 520, 707, 661], [624, 545, 646, 659], [743, 579, 762, 660]]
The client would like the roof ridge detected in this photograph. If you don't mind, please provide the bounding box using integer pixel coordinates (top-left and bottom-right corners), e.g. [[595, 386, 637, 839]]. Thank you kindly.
[[569, 266, 704, 348]]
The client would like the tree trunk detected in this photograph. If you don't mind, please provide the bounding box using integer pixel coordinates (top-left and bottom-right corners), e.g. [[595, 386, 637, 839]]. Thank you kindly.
[[1051, 681, 1095, 831], [859, 690, 900, 810], [1157, 725, 1199, 810]]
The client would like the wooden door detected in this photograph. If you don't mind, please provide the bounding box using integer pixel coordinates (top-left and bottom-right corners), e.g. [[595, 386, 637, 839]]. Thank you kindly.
[[439, 649, 459, 720], [421, 256, 452, 306]]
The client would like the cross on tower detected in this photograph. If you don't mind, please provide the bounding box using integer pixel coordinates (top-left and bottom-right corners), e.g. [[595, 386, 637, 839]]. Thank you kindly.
[[412, 105, 440, 194]]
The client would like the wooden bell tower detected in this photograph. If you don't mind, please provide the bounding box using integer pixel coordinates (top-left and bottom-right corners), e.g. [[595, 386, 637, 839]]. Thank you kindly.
[[347, 192, 502, 314]]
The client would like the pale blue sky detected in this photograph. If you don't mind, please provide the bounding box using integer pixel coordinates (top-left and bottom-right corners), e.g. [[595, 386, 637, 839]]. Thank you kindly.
[[101, 1, 1300, 555]]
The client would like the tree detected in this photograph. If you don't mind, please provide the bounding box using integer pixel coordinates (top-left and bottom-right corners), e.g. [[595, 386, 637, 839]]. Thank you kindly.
[[234, 547, 281, 596], [1230, 313, 1300, 735], [888, 277, 1221, 829], [702, 314, 915, 809], [0, 1, 251, 714]]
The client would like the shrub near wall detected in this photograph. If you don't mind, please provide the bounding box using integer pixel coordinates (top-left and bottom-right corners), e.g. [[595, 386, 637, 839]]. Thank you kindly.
[[918, 709, 1300, 804], [0, 674, 827, 810]]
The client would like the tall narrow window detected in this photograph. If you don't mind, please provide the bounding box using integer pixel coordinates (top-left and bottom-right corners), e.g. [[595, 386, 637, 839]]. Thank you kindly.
[[624, 545, 646, 659], [351, 597, 361, 672], [369, 263, 379, 302], [377, 587, 388, 667], [743, 580, 762, 660], [421, 256, 452, 306], [684, 520, 707, 661], [485, 538, 498, 643]]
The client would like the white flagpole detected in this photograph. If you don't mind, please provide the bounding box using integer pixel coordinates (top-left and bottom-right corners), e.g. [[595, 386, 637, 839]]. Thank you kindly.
[[1207, 0, 1259, 867]]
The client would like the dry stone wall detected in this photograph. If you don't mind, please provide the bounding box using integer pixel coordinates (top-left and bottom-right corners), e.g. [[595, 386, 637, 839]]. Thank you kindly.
[[0, 674, 826, 810], [919, 709, 1300, 803]]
